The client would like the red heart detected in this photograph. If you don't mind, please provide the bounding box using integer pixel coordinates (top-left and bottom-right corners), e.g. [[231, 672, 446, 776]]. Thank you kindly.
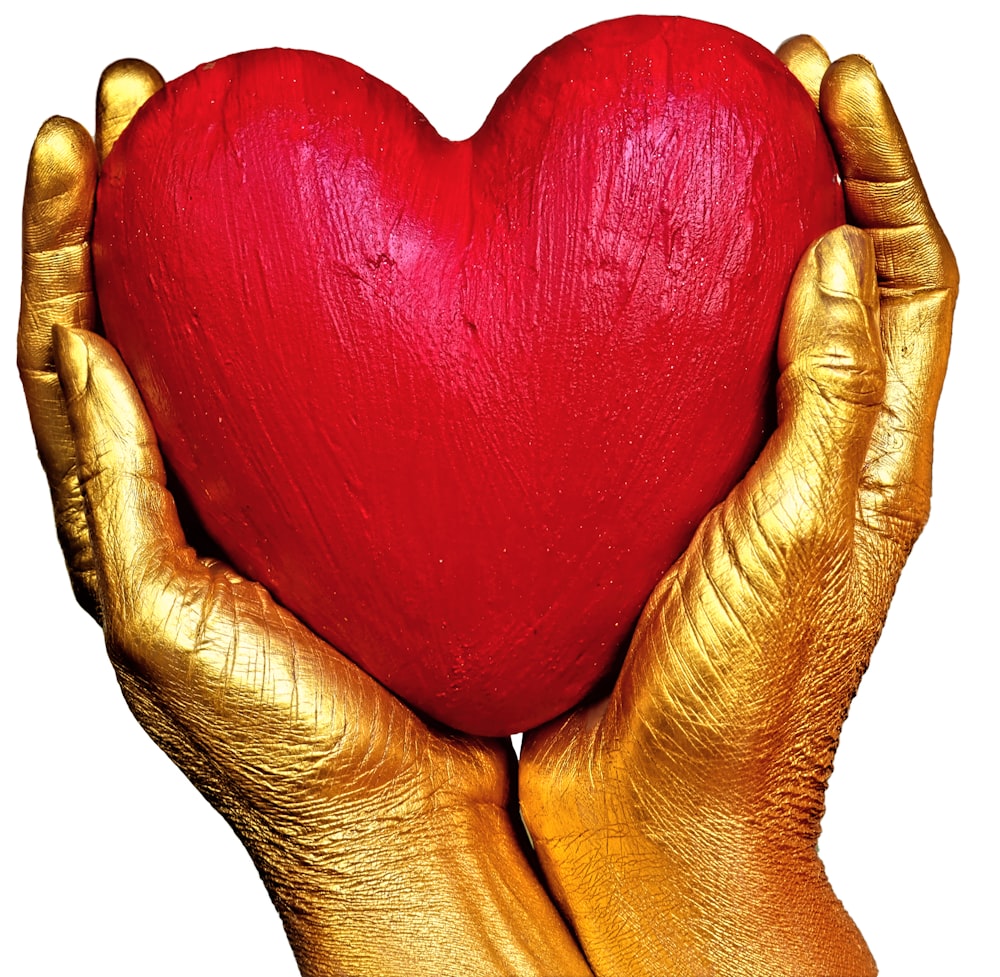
[[94, 16, 843, 735]]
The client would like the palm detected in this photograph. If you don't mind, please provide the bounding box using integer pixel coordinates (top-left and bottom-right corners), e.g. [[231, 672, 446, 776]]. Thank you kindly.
[[99, 527, 509, 824]]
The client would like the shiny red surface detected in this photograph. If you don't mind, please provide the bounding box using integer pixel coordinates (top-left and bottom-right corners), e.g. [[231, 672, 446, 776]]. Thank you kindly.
[[94, 16, 843, 734]]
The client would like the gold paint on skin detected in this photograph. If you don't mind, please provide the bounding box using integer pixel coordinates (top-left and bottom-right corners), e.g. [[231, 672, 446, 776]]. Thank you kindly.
[[19, 38, 955, 977], [520, 41, 957, 977], [19, 60, 591, 977]]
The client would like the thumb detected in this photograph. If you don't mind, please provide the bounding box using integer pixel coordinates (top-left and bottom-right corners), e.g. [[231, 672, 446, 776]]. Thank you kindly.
[[744, 225, 883, 552], [52, 325, 190, 632]]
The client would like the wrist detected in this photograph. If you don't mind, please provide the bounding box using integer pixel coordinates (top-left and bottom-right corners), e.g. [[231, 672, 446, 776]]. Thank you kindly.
[[530, 803, 874, 977], [522, 735, 874, 977], [254, 796, 591, 977]]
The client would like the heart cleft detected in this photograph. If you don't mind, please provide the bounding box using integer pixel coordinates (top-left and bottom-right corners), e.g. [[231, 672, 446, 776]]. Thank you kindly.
[[94, 15, 844, 735]]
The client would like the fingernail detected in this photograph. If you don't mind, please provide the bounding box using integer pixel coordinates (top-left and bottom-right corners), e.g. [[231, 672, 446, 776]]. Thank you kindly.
[[815, 227, 880, 354], [816, 226, 863, 296], [53, 326, 91, 400]]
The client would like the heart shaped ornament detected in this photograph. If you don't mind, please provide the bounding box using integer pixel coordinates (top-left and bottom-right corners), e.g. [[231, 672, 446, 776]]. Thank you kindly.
[[94, 16, 844, 735]]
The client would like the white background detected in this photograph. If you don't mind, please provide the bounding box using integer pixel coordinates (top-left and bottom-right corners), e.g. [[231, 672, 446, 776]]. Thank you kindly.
[[2, 1, 993, 974]]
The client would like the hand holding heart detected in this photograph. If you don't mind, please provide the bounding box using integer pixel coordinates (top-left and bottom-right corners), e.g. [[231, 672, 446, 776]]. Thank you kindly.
[[20, 64, 591, 977], [19, 29, 955, 977], [522, 38, 957, 977]]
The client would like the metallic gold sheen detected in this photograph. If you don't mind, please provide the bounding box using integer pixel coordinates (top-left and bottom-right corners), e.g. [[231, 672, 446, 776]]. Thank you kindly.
[[520, 54, 956, 977], [18, 116, 100, 615], [97, 59, 165, 163], [776, 34, 830, 108], [20, 44, 955, 977], [20, 63, 590, 977]]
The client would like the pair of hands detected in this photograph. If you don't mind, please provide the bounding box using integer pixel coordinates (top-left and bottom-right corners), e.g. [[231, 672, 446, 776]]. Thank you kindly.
[[19, 37, 955, 977]]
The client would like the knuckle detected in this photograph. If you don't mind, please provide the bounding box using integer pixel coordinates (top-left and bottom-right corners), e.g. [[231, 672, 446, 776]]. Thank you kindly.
[[104, 547, 204, 659], [811, 353, 883, 408], [808, 298, 884, 405]]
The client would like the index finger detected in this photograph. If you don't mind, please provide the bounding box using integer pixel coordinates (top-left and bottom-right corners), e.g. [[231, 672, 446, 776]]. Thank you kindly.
[[17, 117, 100, 612], [18, 117, 97, 382], [820, 55, 958, 292], [20, 63, 164, 616]]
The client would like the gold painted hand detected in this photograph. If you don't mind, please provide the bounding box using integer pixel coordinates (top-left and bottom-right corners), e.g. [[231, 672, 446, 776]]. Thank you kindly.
[[520, 45, 957, 977], [18, 62, 590, 977]]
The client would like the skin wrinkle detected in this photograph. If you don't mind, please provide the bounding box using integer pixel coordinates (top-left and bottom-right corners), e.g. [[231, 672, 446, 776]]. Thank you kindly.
[[720, 493, 782, 594], [118, 662, 255, 827], [522, 79, 948, 957]]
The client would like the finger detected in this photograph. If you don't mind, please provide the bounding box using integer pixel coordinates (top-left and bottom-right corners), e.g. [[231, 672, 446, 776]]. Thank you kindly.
[[17, 117, 100, 614], [52, 326, 419, 773], [595, 228, 884, 758], [775, 35, 829, 109], [53, 327, 187, 622], [54, 326, 344, 687], [821, 57, 957, 552], [742, 226, 883, 554], [97, 59, 164, 164], [820, 55, 958, 292]]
